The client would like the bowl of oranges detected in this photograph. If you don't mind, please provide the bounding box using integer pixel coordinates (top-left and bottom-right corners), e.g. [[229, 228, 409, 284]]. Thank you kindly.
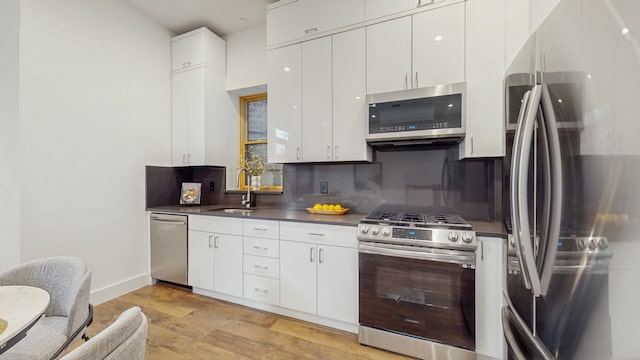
[[306, 203, 349, 215]]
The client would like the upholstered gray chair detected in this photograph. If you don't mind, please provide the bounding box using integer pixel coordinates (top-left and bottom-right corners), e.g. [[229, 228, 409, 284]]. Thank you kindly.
[[0, 257, 93, 360], [60, 307, 147, 360]]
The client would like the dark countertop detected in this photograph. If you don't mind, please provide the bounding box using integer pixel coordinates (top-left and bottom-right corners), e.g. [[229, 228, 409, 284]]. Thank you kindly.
[[147, 205, 507, 237], [147, 205, 368, 227]]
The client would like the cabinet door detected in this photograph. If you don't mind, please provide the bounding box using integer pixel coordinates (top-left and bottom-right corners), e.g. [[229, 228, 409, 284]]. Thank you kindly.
[[332, 28, 371, 162], [280, 240, 317, 314], [267, 0, 364, 46], [188, 230, 214, 291], [268, 44, 303, 163], [302, 37, 333, 162], [172, 31, 205, 72], [171, 68, 205, 166], [364, 0, 418, 20], [366, 16, 412, 94], [476, 236, 505, 359], [317, 245, 358, 324], [412, 3, 465, 89], [214, 233, 243, 297], [462, 0, 506, 158]]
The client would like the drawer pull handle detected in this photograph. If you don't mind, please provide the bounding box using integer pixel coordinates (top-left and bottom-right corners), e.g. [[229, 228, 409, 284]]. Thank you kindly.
[[308, 232, 325, 236], [254, 264, 269, 270], [254, 287, 268, 293], [182, 61, 191, 67], [253, 227, 268, 231], [253, 245, 268, 250], [305, 27, 318, 34]]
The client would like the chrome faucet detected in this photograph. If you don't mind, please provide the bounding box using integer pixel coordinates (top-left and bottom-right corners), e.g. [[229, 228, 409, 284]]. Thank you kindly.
[[236, 168, 252, 208]]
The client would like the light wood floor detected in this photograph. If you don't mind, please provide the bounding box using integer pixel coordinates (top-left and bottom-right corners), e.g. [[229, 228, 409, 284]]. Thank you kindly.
[[67, 282, 412, 359]]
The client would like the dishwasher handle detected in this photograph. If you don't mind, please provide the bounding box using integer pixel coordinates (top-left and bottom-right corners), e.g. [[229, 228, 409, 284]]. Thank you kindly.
[[150, 214, 187, 226]]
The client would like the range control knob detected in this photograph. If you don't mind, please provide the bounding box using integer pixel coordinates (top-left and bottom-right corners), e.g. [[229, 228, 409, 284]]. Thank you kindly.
[[381, 227, 391, 236], [598, 238, 608, 249], [588, 238, 598, 251], [461, 232, 474, 243], [578, 238, 587, 251], [371, 226, 380, 235], [360, 225, 369, 234], [448, 232, 459, 242]]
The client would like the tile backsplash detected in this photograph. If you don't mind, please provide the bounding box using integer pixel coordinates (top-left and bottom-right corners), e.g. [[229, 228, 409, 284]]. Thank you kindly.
[[280, 146, 501, 220], [146, 145, 502, 221]]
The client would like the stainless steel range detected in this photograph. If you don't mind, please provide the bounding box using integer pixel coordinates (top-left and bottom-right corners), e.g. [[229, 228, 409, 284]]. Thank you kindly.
[[357, 207, 477, 360]]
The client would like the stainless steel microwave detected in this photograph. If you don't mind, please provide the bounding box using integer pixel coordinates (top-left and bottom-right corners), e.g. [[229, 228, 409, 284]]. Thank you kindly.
[[366, 82, 465, 144]]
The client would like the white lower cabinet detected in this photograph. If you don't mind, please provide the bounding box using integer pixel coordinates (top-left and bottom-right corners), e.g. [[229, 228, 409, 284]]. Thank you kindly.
[[188, 216, 243, 297], [279, 222, 358, 324], [242, 219, 281, 306], [243, 274, 280, 305], [476, 236, 506, 359]]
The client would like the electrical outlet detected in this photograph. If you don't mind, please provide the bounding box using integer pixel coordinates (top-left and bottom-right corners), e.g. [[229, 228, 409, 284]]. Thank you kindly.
[[209, 181, 215, 191], [320, 181, 328, 194]]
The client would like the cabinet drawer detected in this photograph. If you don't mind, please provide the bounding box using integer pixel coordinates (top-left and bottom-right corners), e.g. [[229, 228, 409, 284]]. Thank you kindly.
[[279, 221, 358, 248], [243, 219, 279, 239], [243, 255, 280, 279], [244, 237, 279, 258], [189, 215, 243, 235], [243, 274, 280, 305]]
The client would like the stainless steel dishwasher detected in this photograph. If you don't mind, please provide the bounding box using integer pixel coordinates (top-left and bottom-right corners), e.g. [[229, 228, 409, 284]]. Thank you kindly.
[[150, 213, 188, 286]]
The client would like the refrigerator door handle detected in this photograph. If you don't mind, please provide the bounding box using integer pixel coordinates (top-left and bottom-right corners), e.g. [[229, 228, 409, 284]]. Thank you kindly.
[[502, 307, 529, 360], [502, 291, 555, 360], [538, 84, 563, 296], [512, 85, 544, 295], [510, 90, 532, 290]]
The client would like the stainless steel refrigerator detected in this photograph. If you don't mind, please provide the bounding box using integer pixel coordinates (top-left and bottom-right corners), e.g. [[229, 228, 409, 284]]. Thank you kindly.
[[503, 0, 640, 359]]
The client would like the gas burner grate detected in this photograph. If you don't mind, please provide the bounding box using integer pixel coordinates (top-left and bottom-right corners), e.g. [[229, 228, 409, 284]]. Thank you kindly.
[[366, 211, 401, 222], [424, 214, 470, 226], [399, 213, 425, 223]]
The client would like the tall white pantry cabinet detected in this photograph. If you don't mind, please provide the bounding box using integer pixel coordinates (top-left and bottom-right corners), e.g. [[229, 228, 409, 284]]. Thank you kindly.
[[171, 27, 231, 167]]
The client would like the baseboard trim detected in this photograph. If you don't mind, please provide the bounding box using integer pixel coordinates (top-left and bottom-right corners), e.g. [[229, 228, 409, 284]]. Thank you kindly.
[[90, 272, 152, 305]]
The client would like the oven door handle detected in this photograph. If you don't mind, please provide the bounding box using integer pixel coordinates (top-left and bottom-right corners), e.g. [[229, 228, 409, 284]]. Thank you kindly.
[[359, 243, 475, 266]]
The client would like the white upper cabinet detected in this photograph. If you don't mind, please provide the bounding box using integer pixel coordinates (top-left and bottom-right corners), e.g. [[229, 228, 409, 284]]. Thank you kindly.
[[366, 2, 465, 94], [171, 28, 225, 73], [366, 16, 412, 94], [461, 0, 506, 158], [268, 30, 371, 163], [267, 0, 364, 46], [332, 28, 371, 162], [301, 37, 333, 162], [171, 68, 206, 166], [412, 3, 465, 89], [364, 0, 419, 20], [267, 43, 303, 163]]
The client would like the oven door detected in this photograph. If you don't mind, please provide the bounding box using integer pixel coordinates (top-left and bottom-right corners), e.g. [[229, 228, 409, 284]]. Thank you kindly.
[[359, 242, 476, 350]]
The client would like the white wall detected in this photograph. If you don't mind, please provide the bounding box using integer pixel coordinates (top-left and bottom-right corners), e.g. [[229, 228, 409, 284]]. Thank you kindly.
[[225, 24, 268, 94], [19, 0, 172, 303], [0, 0, 21, 271]]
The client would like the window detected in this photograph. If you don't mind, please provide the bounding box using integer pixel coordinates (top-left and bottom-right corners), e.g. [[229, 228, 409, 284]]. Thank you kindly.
[[239, 93, 283, 190]]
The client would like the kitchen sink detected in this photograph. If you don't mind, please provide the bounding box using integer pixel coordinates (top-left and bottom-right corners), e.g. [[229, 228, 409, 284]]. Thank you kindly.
[[207, 207, 254, 214], [223, 208, 253, 214]]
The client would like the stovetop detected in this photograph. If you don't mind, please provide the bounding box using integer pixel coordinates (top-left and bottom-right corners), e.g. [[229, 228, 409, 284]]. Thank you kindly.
[[358, 207, 477, 249], [362, 210, 472, 229]]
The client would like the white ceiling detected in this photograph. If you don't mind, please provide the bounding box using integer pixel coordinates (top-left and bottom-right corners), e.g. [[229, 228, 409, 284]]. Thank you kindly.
[[123, 0, 278, 37]]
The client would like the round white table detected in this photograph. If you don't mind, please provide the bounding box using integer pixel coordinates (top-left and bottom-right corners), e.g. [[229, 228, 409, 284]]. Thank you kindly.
[[0, 285, 50, 354]]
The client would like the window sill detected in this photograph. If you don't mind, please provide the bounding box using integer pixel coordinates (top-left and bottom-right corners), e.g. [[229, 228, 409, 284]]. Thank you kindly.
[[225, 188, 283, 195]]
